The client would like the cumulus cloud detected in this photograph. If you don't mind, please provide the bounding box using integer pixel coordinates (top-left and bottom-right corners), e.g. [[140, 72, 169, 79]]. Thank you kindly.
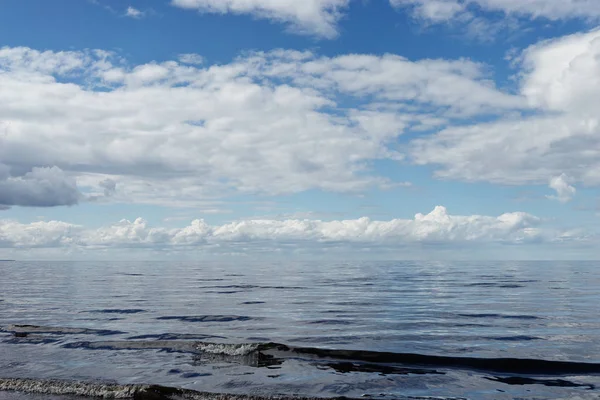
[[0, 220, 81, 248], [170, 0, 349, 38], [0, 45, 525, 207], [547, 174, 576, 203], [0, 207, 558, 251], [0, 165, 80, 208], [411, 28, 600, 188]]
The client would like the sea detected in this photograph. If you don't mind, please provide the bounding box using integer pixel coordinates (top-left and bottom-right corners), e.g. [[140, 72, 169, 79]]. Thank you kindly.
[[1, 260, 599, 400]]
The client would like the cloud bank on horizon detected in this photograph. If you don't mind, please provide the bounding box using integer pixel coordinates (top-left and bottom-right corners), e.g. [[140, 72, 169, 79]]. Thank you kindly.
[[0, 0, 599, 258]]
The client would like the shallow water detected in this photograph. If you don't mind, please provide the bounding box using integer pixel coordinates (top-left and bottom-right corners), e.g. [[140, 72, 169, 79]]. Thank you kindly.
[[1, 260, 599, 399]]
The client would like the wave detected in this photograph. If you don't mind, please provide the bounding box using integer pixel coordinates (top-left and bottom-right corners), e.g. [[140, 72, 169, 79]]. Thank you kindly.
[[0, 378, 467, 400], [258, 343, 600, 375], [60, 338, 600, 375], [196, 342, 260, 356], [4, 324, 600, 376]]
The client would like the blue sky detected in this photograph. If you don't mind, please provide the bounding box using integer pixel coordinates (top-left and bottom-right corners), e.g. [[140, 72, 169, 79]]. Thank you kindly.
[[1, 0, 600, 259]]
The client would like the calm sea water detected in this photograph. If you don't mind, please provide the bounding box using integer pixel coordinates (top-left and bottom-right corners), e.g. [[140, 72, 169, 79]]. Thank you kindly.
[[1, 260, 600, 399]]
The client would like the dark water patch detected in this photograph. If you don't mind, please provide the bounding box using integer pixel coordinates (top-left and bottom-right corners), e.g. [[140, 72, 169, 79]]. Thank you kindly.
[[241, 301, 265, 305], [128, 333, 226, 341], [199, 285, 259, 290], [201, 285, 306, 291], [485, 335, 543, 341], [167, 369, 182, 374], [308, 320, 353, 326], [319, 310, 353, 314], [116, 273, 144, 276], [266, 286, 306, 290], [457, 313, 540, 320], [180, 372, 211, 378], [156, 315, 255, 323], [1, 325, 123, 336], [463, 283, 498, 287], [462, 282, 524, 288], [258, 343, 600, 375], [485, 376, 595, 389], [208, 291, 243, 294], [87, 309, 146, 314], [196, 278, 225, 281], [322, 362, 444, 376], [3, 334, 61, 345]]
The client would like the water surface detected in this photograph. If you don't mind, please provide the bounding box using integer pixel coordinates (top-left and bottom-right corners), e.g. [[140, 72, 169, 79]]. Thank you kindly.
[[1, 260, 599, 399]]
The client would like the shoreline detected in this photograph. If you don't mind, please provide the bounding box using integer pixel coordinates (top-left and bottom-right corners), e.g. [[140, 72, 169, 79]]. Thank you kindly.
[[0, 378, 379, 400]]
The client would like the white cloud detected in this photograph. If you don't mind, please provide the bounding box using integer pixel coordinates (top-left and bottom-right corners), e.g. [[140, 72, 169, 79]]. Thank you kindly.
[[547, 174, 576, 203], [471, 0, 600, 20], [178, 53, 204, 65], [0, 220, 81, 248], [125, 6, 145, 19], [390, 0, 600, 22], [411, 29, 600, 188], [0, 206, 559, 251], [170, 0, 349, 38], [390, 0, 600, 41], [391, 0, 466, 22], [0, 45, 525, 207]]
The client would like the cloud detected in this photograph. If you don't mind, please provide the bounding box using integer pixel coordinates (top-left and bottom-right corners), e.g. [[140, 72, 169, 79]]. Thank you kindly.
[[98, 178, 117, 197], [124, 6, 145, 19], [0, 165, 80, 208], [391, 0, 466, 22], [0, 45, 525, 207], [0, 220, 81, 248], [411, 28, 600, 188], [178, 53, 204, 65], [0, 206, 559, 251], [391, 0, 600, 22], [170, 0, 350, 38], [547, 174, 576, 203], [390, 0, 600, 41], [470, 0, 600, 20]]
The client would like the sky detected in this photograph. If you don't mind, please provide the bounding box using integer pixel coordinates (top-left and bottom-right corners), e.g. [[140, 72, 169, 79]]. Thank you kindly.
[[1, 0, 600, 260]]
